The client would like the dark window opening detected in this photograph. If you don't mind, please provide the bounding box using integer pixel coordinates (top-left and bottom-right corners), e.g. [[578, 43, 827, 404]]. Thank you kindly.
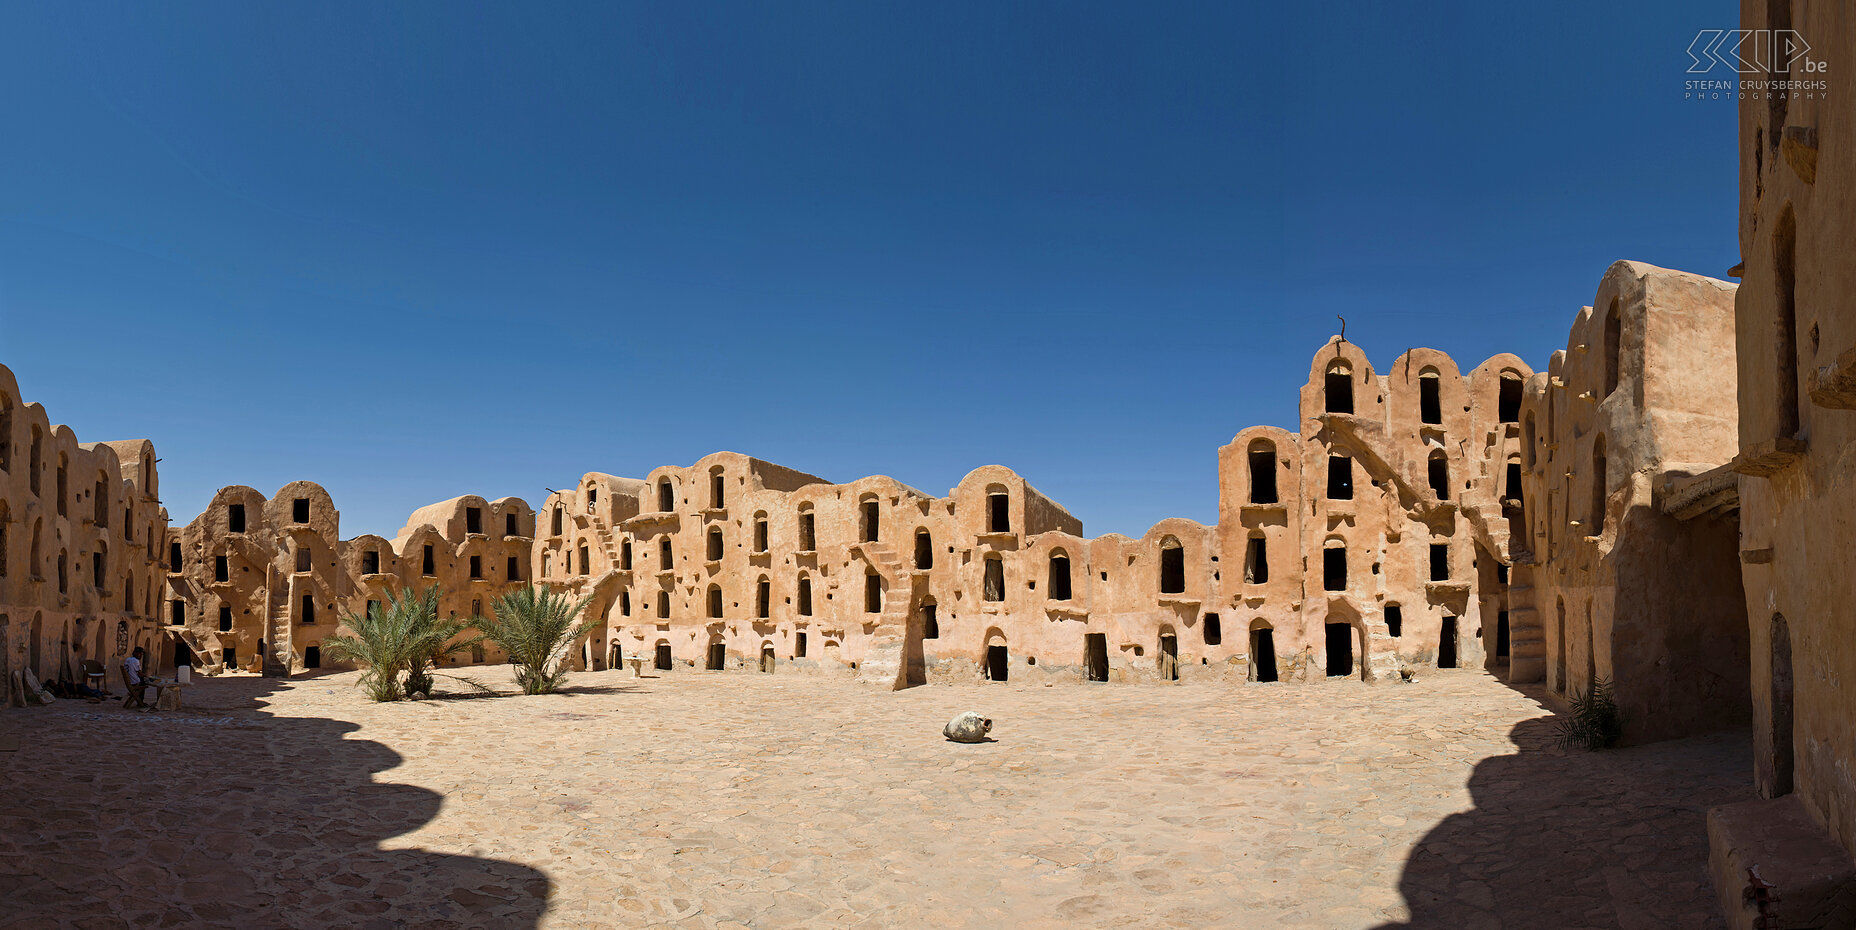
[[91, 551, 103, 587], [1048, 555, 1072, 600], [1327, 456, 1353, 500], [1159, 543, 1185, 594], [214, 555, 229, 583], [922, 603, 939, 639], [1248, 446, 1278, 503], [228, 504, 246, 533], [304, 645, 320, 669], [987, 493, 1010, 533], [169, 541, 182, 572], [656, 642, 673, 670], [864, 573, 881, 613], [469, 555, 482, 579], [1419, 374, 1442, 424], [578, 545, 590, 575], [170, 600, 185, 626], [1325, 370, 1354, 414], [1428, 455, 1449, 500], [218, 606, 232, 632], [756, 579, 770, 618], [1085, 632, 1108, 682], [361, 550, 379, 574], [1590, 438, 1608, 534], [1385, 605, 1403, 638], [706, 529, 723, 561], [799, 513, 816, 551], [1505, 463, 1524, 503], [754, 519, 768, 553], [1439, 617, 1459, 668], [707, 642, 725, 670], [860, 500, 880, 542], [621, 540, 632, 570], [1244, 537, 1269, 584], [657, 591, 670, 617], [1325, 623, 1354, 677], [173, 641, 191, 668], [1495, 611, 1510, 659], [708, 586, 723, 618], [551, 507, 563, 536], [795, 631, 808, 658], [1159, 633, 1178, 681], [422, 545, 435, 576], [1251, 627, 1278, 682], [1430, 543, 1449, 581], [292, 498, 310, 523], [658, 481, 674, 512], [1499, 375, 1523, 423], [507, 556, 521, 581], [982, 557, 1004, 602], [223, 646, 235, 669], [620, 591, 630, 616], [1323, 547, 1347, 591], [505, 513, 518, 537], [466, 507, 482, 534], [711, 473, 725, 509], [1203, 613, 1222, 646], [301, 594, 316, 625], [296, 546, 312, 573], [1496, 563, 1509, 585], [659, 538, 672, 566], [798, 578, 813, 615], [985, 644, 1009, 681], [914, 530, 933, 569]]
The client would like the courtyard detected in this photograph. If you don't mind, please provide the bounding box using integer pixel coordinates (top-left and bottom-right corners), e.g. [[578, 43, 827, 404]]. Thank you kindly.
[[0, 668, 1749, 929]]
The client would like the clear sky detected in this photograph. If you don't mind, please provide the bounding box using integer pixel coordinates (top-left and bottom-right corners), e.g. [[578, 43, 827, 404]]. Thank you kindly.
[[0, 1, 1738, 540]]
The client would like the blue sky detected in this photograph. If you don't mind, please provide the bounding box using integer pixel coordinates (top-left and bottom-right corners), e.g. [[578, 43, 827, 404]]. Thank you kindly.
[[0, 2, 1738, 539]]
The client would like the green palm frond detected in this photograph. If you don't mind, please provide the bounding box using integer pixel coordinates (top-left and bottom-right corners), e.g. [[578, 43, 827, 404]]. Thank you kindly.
[[476, 584, 593, 695]]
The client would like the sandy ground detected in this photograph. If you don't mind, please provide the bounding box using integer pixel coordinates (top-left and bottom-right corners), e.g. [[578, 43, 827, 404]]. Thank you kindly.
[[0, 665, 1750, 929]]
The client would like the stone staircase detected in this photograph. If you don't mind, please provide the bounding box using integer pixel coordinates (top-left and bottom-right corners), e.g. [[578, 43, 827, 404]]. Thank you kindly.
[[262, 567, 292, 677], [848, 540, 922, 690], [1504, 561, 1545, 683]]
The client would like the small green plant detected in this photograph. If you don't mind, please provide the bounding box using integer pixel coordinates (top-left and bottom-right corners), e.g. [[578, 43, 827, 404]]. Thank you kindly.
[[1557, 677, 1624, 750], [322, 589, 426, 702], [477, 584, 594, 695]]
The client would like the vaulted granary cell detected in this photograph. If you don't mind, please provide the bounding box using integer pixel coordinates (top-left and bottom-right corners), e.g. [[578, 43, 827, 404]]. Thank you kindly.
[[1499, 373, 1523, 422], [1439, 616, 1458, 668], [983, 556, 1004, 601], [218, 607, 232, 632], [1323, 546, 1347, 591], [794, 631, 807, 658], [756, 578, 770, 618], [1250, 625, 1277, 682], [466, 506, 481, 534], [1325, 366, 1354, 414], [914, 529, 933, 569], [170, 599, 184, 626], [1248, 442, 1277, 503], [707, 527, 723, 561], [422, 545, 436, 576], [1419, 370, 1442, 424], [300, 594, 315, 624], [1244, 536, 1269, 584], [1158, 538, 1185, 594], [797, 577, 813, 615], [760, 644, 775, 673], [754, 516, 768, 552], [986, 643, 1009, 681], [1325, 623, 1353, 678], [361, 549, 378, 574], [292, 498, 309, 523], [1327, 455, 1353, 500], [659, 537, 672, 565], [1430, 543, 1449, 581], [1048, 552, 1072, 600], [1589, 436, 1608, 534], [658, 480, 674, 512], [655, 641, 673, 670], [214, 555, 228, 582], [1385, 604, 1402, 638], [707, 641, 725, 670], [708, 585, 724, 618], [711, 469, 725, 509], [1159, 632, 1179, 681], [799, 510, 816, 551], [657, 590, 670, 617], [551, 506, 563, 536], [921, 600, 938, 639], [860, 499, 880, 542], [864, 572, 881, 613], [987, 490, 1010, 533], [228, 504, 245, 533], [1203, 613, 1221, 646], [1428, 452, 1449, 500], [507, 556, 521, 581], [621, 539, 632, 569], [1085, 632, 1108, 682], [504, 512, 517, 537], [304, 644, 320, 669]]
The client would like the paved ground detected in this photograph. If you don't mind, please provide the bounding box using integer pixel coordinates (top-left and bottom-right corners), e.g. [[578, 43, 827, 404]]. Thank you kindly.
[[0, 666, 1750, 929]]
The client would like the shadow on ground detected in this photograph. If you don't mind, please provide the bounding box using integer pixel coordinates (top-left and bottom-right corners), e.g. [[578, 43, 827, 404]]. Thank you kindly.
[[1371, 682, 1750, 930], [0, 674, 549, 929]]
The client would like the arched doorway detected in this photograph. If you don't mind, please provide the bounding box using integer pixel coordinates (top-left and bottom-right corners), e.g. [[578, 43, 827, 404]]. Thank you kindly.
[[1250, 622, 1277, 683], [760, 643, 776, 674], [1158, 630, 1179, 681], [654, 641, 672, 671], [984, 631, 1009, 682], [1084, 633, 1108, 682]]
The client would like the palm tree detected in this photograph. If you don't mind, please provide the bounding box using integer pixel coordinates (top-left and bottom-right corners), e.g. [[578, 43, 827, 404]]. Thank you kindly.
[[401, 587, 484, 698], [478, 584, 593, 695], [322, 589, 424, 702]]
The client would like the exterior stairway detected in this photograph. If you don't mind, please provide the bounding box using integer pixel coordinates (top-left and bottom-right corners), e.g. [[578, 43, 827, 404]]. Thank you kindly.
[[262, 567, 292, 677], [848, 540, 921, 690], [1505, 561, 1544, 682]]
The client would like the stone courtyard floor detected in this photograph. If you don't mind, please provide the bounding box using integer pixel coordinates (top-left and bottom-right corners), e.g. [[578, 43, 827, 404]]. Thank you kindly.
[[0, 666, 1751, 929]]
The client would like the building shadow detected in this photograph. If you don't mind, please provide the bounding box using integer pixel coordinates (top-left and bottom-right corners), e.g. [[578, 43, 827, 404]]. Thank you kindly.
[[1369, 681, 1752, 930], [0, 674, 549, 929]]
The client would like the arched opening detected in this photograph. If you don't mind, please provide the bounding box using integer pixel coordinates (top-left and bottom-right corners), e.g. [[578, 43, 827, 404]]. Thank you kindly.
[[1439, 616, 1458, 668], [706, 640, 726, 671], [1325, 623, 1354, 677], [1505, 458, 1524, 504], [985, 635, 1009, 681], [1419, 369, 1442, 424], [794, 631, 807, 658], [710, 468, 725, 509], [655, 640, 673, 670], [1084, 632, 1108, 682], [1599, 297, 1622, 398], [986, 489, 1010, 533], [55, 454, 67, 516], [659, 537, 672, 567], [656, 590, 671, 618], [860, 498, 880, 543], [1158, 537, 1185, 594], [798, 507, 816, 551], [578, 544, 589, 575], [608, 641, 621, 669], [657, 479, 674, 512], [1774, 204, 1799, 439], [1248, 441, 1278, 503], [1770, 613, 1795, 796], [304, 645, 321, 669], [1589, 436, 1608, 534], [1158, 631, 1179, 681], [620, 539, 632, 570], [1499, 373, 1523, 423], [707, 585, 723, 618], [760, 642, 776, 673], [753, 514, 769, 553], [914, 529, 933, 569], [1322, 542, 1347, 591], [551, 506, 563, 536], [541, 551, 552, 577], [1203, 613, 1222, 646], [706, 527, 723, 561], [1554, 597, 1568, 694], [982, 556, 1004, 602], [755, 577, 770, 618], [1047, 550, 1072, 600], [1427, 451, 1449, 500], [1325, 365, 1354, 414], [28, 426, 41, 495], [1327, 455, 1353, 500], [1244, 534, 1268, 584], [797, 576, 813, 615], [1249, 623, 1277, 683], [1495, 610, 1510, 661], [863, 572, 882, 613], [921, 598, 939, 639], [219, 606, 233, 632], [1385, 604, 1403, 638]]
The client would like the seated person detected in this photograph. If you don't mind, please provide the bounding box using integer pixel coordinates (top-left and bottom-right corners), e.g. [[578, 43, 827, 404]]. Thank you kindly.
[[121, 647, 150, 709]]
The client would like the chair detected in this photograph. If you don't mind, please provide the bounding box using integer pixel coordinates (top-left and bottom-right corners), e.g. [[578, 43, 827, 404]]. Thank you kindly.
[[80, 659, 107, 696]]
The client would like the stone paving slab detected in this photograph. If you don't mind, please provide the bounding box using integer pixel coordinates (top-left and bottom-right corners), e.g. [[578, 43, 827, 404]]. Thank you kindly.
[[0, 667, 1749, 928]]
